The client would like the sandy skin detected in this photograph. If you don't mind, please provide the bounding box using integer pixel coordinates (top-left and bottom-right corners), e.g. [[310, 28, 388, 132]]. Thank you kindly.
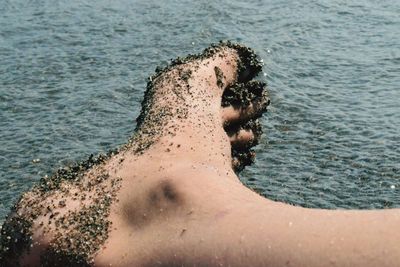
[[1, 42, 400, 266]]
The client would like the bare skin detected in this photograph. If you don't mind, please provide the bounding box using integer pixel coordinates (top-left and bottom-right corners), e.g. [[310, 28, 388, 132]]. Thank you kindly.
[[2, 44, 400, 266]]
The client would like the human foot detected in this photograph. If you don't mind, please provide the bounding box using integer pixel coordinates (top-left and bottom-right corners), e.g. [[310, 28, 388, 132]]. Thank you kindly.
[[127, 42, 269, 171], [0, 42, 269, 266]]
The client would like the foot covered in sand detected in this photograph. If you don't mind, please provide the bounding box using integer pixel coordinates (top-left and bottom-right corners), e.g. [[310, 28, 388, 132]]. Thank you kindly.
[[0, 41, 269, 266]]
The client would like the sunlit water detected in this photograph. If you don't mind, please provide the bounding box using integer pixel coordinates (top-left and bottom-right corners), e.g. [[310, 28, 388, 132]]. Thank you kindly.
[[1, 0, 399, 221]]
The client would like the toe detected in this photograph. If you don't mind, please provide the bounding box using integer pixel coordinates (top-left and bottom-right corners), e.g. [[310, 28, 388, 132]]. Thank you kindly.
[[221, 96, 269, 124], [228, 119, 262, 172], [232, 157, 241, 171], [221, 81, 269, 125], [221, 41, 263, 82], [232, 150, 256, 173], [229, 129, 255, 148], [191, 46, 240, 92]]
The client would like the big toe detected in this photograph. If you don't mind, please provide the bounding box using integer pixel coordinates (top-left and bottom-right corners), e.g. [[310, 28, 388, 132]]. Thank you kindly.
[[191, 42, 264, 93]]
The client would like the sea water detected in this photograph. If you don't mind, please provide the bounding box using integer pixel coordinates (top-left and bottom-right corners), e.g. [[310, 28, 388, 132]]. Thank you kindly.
[[1, 0, 399, 220]]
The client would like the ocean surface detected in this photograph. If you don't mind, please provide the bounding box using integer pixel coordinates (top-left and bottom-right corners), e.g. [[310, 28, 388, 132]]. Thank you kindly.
[[1, 0, 399, 221]]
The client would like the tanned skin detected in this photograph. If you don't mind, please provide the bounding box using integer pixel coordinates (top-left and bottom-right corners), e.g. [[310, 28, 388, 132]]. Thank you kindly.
[[2, 44, 400, 267]]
